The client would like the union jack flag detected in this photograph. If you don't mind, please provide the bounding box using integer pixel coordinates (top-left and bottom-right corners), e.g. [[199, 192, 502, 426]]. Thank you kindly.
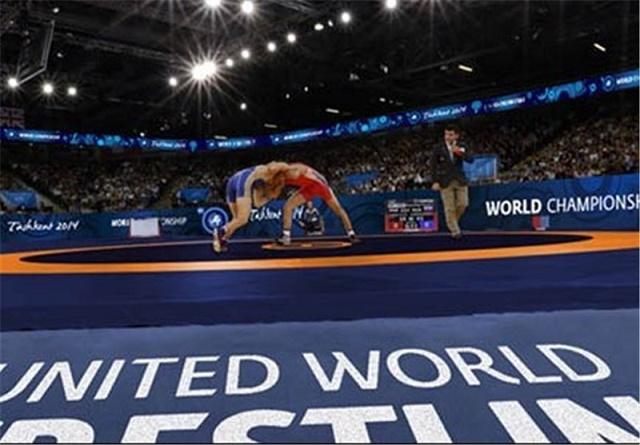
[[0, 107, 25, 128]]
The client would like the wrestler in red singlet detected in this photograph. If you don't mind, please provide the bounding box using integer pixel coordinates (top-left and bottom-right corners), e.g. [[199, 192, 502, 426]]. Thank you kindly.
[[276, 162, 357, 245], [284, 163, 333, 201]]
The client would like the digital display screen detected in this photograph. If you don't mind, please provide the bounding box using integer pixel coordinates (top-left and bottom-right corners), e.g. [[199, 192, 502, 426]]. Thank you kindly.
[[385, 199, 438, 233]]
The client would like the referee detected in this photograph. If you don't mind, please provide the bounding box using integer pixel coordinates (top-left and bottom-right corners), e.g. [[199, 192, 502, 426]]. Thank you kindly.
[[297, 201, 325, 236], [430, 124, 472, 239]]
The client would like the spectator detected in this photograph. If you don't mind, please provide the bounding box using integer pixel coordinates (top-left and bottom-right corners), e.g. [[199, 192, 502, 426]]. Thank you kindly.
[[1, 92, 636, 214]]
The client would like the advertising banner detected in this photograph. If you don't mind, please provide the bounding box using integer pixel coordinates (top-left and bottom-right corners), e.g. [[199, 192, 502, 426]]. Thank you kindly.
[[1, 175, 637, 244]]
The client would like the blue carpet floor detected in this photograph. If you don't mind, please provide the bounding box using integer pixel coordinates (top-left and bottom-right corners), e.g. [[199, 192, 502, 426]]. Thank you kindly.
[[1, 235, 637, 330], [1, 309, 637, 443], [1, 234, 638, 442]]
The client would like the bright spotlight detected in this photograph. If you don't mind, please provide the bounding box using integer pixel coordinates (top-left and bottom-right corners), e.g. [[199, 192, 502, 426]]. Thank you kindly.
[[241, 49, 251, 59], [241, 0, 254, 15], [191, 65, 206, 81], [203, 61, 217, 76], [42, 82, 54, 95], [240, 102, 247, 111], [593, 42, 607, 52], [7, 77, 19, 89], [168, 76, 178, 87], [457, 64, 473, 73], [303, 86, 309, 92], [286, 33, 297, 44], [191, 62, 215, 81], [314, 23, 324, 31], [67, 86, 77, 96], [340, 11, 352, 24], [225, 58, 235, 67], [204, 0, 222, 8], [385, 0, 398, 10], [267, 41, 277, 52]]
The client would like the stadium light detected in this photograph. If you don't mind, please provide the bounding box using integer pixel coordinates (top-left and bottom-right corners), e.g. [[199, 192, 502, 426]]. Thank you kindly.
[[240, 102, 247, 110], [168, 76, 178, 87], [67, 86, 77, 96], [52, 7, 60, 14], [204, 0, 222, 8], [303, 86, 309, 92], [203, 61, 217, 75], [264, 123, 278, 129], [192, 64, 207, 81], [267, 41, 277, 52], [7, 77, 19, 89], [286, 33, 297, 44], [225, 58, 235, 67], [379, 97, 387, 103], [285, 93, 291, 99], [325, 108, 340, 114], [593, 42, 607, 52], [327, 19, 334, 27], [241, 48, 251, 59], [191, 61, 217, 81], [458, 64, 473, 73], [314, 23, 324, 31], [340, 11, 352, 24], [385, 0, 398, 10], [240, 0, 254, 15], [42, 82, 54, 95]]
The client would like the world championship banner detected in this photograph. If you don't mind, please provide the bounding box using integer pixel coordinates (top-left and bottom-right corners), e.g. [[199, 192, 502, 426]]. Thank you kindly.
[[1, 174, 638, 245], [235, 173, 640, 238]]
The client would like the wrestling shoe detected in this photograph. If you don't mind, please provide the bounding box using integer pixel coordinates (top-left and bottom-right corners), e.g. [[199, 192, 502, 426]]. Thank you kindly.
[[276, 233, 291, 245], [213, 227, 228, 253], [347, 231, 361, 244]]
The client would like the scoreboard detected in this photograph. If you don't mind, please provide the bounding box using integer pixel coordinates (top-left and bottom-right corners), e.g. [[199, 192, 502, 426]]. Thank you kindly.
[[384, 199, 438, 233]]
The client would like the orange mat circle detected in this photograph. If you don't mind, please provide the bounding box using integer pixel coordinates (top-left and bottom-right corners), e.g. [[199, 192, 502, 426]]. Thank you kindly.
[[1, 232, 637, 275], [262, 240, 352, 251]]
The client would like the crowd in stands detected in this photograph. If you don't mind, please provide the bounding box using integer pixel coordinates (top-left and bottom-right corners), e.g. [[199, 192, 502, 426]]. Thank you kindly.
[[1, 93, 637, 214], [337, 108, 565, 194], [0, 171, 23, 190], [502, 113, 638, 182], [7, 160, 169, 212]]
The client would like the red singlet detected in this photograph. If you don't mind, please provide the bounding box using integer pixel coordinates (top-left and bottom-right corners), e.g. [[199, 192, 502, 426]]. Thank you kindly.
[[285, 164, 332, 201]]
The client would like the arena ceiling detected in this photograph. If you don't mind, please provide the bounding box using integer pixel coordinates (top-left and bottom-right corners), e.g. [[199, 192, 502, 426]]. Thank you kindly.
[[1, 0, 638, 139]]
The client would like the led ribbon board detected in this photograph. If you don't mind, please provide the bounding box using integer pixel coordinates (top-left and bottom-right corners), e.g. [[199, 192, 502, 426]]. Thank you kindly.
[[2, 69, 638, 151]]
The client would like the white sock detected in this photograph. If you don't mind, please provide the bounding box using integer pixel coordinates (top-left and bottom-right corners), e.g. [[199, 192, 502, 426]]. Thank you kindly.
[[348, 230, 355, 236], [283, 230, 291, 237]]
